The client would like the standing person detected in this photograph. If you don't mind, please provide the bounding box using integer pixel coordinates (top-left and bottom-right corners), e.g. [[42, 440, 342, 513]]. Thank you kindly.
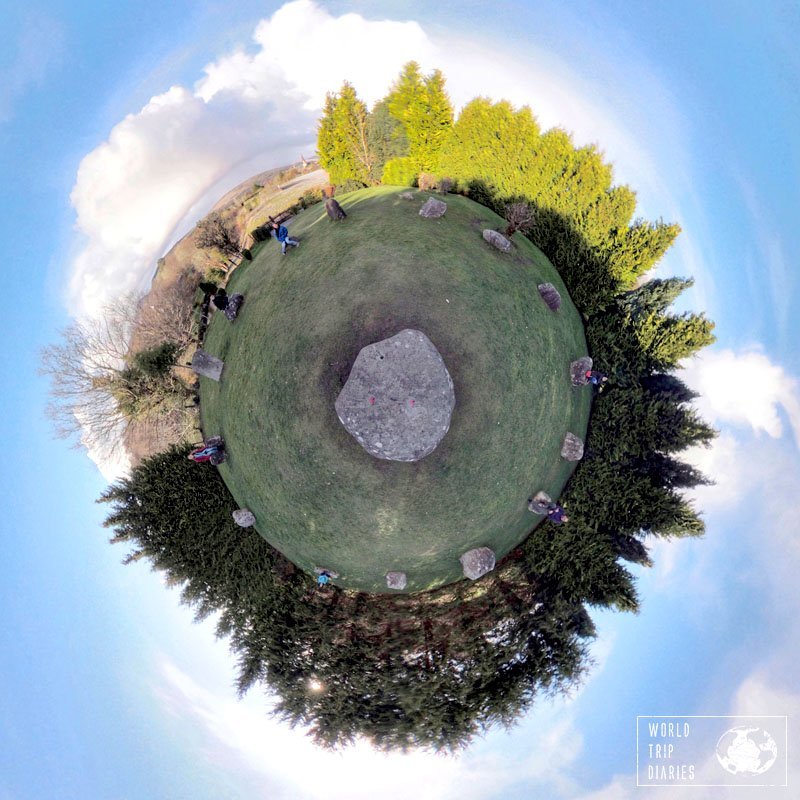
[[271, 220, 300, 255]]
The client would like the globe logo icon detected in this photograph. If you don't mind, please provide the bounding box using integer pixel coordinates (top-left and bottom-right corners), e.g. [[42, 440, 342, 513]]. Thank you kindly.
[[715, 726, 778, 776]]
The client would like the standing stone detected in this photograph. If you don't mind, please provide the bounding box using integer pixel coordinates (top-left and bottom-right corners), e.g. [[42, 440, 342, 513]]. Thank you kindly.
[[561, 432, 585, 461], [386, 571, 408, 590], [419, 197, 447, 218], [482, 229, 512, 253], [528, 491, 552, 514], [538, 283, 562, 311], [334, 329, 455, 462], [570, 356, 593, 386], [224, 294, 244, 321], [325, 198, 347, 220], [191, 349, 224, 381], [232, 509, 256, 527], [460, 547, 496, 580]]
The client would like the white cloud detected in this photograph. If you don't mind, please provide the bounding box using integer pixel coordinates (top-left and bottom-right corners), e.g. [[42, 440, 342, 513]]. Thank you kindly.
[[650, 346, 800, 592], [196, 1, 435, 110], [69, 79, 316, 317], [683, 347, 800, 448]]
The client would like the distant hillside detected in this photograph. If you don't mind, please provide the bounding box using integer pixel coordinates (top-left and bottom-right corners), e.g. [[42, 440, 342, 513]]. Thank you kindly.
[[124, 162, 329, 464]]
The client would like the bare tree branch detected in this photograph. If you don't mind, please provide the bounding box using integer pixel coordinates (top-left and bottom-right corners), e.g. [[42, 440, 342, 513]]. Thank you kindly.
[[195, 213, 240, 259], [133, 267, 199, 351], [39, 292, 195, 460], [503, 202, 535, 238]]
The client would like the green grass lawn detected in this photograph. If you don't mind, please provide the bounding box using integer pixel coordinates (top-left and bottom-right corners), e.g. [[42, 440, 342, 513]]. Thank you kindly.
[[200, 186, 591, 593]]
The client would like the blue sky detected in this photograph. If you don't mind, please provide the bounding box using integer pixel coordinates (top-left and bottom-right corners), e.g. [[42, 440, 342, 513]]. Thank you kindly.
[[1, 1, 798, 798]]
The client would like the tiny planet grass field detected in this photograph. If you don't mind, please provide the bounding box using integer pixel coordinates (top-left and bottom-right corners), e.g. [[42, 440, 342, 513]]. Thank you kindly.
[[200, 186, 591, 592]]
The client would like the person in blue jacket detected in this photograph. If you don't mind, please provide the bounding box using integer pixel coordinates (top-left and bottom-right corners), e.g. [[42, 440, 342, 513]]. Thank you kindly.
[[271, 220, 300, 255]]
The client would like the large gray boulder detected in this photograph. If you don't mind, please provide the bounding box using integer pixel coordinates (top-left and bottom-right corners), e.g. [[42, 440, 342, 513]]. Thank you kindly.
[[561, 432, 585, 461], [570, 356, 593, 386], [191, 349, 224, 381], [419, 197, 447, 218], [538, 283, 562, 311], [385, 571, 408, 590], [460, 547, 496, 580], [335, 329, 455, 462], [483, 229, 512, 253]]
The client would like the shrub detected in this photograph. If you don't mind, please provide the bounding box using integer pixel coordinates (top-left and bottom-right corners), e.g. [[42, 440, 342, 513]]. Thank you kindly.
[[132, 342, 181, 378], [417, 172, 439, 191], [439, 177, 453, 194], [298, 189, 324, 209], [503, 201, 535, 237], [463, 178, 502, 215], [250, 224, 272, 242], [241, 248, 253, 261], [381, 157, 416, 187], [334, 179, 369, 194]]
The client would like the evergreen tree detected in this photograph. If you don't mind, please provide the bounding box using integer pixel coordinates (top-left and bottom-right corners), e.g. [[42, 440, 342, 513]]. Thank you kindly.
[[317, 83, 374, 185], [385, 62, 453, 175], [620, 277, 695, 318], [101, 447, 595, 752], [366, 99, 408, 181], [406, 69, 453, 173], [316, 92, 340, 180], [439, 99, 542, 197], [132, 342, 180, 378], [335, 82, 375, 184], [385, 61, 425, 127]]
